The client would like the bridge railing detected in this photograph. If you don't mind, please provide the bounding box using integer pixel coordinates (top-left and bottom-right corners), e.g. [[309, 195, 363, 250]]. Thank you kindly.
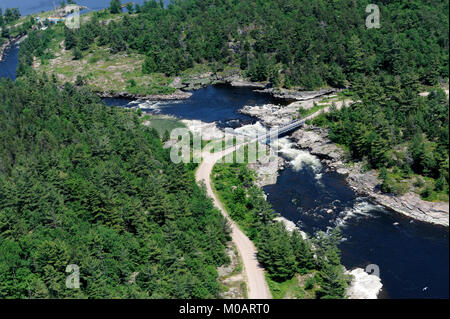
[[229, 119, 305, 144]]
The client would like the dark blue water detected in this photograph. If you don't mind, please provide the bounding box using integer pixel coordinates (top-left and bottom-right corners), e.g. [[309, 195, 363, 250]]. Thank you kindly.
[[105, 85, 287, 128], [264, 166, 449, 299], [0, 0, 169, 16], [0, 44, 19, 81], [1, 7, 448, 299]]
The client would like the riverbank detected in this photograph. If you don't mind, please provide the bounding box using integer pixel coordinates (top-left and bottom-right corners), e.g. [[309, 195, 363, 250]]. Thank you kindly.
[[0, 35, 26, 62], [240, 95, 449, 227], [96, 89, 193, 100], [7, 20, 448, 225], [292, 127, 449, 227]]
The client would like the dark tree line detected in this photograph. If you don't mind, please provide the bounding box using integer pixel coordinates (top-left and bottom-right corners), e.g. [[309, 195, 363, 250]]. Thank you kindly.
[[0, 75, 230, 298], [213, 163, 349, 299], [1, 8, 32, 40], [57, 0, 448, 89], [0, 8, 21, 25]]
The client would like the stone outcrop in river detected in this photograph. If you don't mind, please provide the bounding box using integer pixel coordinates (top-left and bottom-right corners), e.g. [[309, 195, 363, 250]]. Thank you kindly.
[[291, 127, 449, 227], [240, 91, 449, 227], [255, 87, 338, 101]]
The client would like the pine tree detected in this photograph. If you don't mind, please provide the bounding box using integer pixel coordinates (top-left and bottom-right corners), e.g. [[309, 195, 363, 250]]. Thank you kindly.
[[109, 0, 122, 14]]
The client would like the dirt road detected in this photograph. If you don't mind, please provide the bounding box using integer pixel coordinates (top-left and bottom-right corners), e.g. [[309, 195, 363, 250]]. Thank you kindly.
[[195, 147, 272, 299], [194, 102, 346, 299]]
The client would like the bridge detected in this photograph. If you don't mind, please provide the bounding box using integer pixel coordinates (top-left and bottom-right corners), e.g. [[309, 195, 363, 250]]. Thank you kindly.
[[232, 119, 305, 144]]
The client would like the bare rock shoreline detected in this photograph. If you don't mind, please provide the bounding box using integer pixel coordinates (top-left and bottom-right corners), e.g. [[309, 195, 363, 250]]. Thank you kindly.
[[291, 127, 449, 227], [96, 90, 193, 101], [239, 95, 448, 227], [0, 35, 26, 62]]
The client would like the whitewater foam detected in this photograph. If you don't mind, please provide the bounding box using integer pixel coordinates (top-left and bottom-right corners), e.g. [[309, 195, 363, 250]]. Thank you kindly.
[[335, 201, 383, 228], [271, 137, 322, 175]]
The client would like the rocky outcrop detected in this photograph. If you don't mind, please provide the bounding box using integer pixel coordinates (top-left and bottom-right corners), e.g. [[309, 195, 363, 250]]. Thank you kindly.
[[218, 244, 245, 299], [347, 169, 450, 226], [248, 154, 285, 188], [95, 90, 193, 101], [240, 103, 298, 126], [239, 92, 344, 127], [291, 127, 345, 164], [180, 119, 224, 140], [346, 268, 383, 299], [291, 127, 449, 227], [178, 71, 339, 102], [0, 35, 26, 62], [255, 87, 339, 101], [238, 92, 449, 226]]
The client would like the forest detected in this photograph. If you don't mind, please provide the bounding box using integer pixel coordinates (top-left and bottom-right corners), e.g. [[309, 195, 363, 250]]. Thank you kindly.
[[54, 0, 448, 88], [0, 74, 231, 298], [212, 161, 349, 299], [0, 8, 34, 46], [1, 0, 448, 299], [25, 0, 444, 199]]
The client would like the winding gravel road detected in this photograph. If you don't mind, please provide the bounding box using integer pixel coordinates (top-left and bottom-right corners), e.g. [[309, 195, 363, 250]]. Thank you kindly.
[[194, 102, 348, 299], [195, 147, 272, 299]]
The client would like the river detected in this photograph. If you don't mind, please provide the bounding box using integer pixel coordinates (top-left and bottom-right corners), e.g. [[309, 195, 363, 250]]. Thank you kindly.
[[0, 7, 448, 299]]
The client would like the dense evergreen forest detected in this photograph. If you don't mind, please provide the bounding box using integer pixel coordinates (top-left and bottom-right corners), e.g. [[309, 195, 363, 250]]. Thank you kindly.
[[1, 0, 449, 299], [213, 161, 349, 299], [0, 8, 34, 47], [0, 75, 230, 298], [56, 0, 448, 88], [17, 0, 445, 199]]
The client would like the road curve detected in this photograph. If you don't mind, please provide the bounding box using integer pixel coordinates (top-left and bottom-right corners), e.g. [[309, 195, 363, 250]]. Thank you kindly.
[[195, 146, 272, 299], [194, 102, 347, 299]]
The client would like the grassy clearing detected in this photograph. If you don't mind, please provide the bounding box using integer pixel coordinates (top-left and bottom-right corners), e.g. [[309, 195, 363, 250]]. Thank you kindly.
[[266, 271, 318, 299], [297, 102, 328, 118], [33, 24, 176, 96]]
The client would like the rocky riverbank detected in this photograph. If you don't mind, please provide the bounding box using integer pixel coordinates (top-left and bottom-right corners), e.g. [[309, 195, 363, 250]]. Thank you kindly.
[[175, 71, 339, 102], [96, 90, 193, 101], [0, 35, 26, 62], [240, 94, 449, 227], [291, 127, 449, 227]]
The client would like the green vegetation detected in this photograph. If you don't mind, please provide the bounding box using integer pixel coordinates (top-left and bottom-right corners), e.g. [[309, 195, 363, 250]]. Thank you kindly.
[[313, 86, 449, 201], [0, 75, 230, 298], [0, 8, 21, 27], [143, 116, 186, 140], [0, 8, 34, 44], [297, 102, 328, 119], [16, 1, 448, 198], [71, 0, 448, 89], [18, 22, 177, 96], [18, 0, 449, 92], [212, 160, 349, 299]]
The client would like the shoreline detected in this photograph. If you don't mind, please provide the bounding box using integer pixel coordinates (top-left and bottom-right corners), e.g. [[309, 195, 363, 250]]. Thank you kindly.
[[291, 127, 449, 227], [95, 89, 193, 101], [5, 30, 449, 226], [93, 72, 339, 102], [239, 97, 449, 227], [0, 35, 26, 62]]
